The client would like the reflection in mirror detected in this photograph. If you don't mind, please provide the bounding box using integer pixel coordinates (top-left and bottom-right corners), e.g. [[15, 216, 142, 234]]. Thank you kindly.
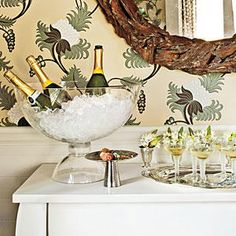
[[136, 0, 166, 27], [139, 0, 236, 40]]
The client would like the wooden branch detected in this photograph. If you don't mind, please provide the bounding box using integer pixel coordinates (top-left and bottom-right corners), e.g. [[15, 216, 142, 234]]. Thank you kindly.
[[97, 0, 236, 75]]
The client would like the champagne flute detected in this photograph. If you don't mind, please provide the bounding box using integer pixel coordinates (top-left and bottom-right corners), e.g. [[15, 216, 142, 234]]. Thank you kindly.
[[186, 153, 199, 183], [222, 145, 236, 184], [191, 143, 213, 186], [213, 136, 228, 182], [163, 127, 187, 183], [164, 144, 186, 182]]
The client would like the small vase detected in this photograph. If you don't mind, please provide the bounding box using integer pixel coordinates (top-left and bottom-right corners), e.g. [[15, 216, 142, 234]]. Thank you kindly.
[[140, 147, 154, 175]]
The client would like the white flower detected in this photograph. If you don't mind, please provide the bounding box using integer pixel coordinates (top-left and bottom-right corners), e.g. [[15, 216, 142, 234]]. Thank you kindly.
[[52, 19, 79, 46], [139, 130, 161, 148], [7, 103, 24, 125], [162, 128, 187, 148], [190, 126, 216, 149]]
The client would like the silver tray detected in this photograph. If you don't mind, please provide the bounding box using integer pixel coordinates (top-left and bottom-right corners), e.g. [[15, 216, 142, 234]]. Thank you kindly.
[[145, 164, 236, 189]]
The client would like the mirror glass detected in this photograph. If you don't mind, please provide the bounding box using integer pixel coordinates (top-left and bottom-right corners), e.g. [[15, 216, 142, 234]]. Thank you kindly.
[[136, 0, 236, 41]]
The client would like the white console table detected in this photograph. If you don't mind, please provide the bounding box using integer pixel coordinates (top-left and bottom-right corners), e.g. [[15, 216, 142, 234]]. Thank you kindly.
[[13, 163, 236, 236]]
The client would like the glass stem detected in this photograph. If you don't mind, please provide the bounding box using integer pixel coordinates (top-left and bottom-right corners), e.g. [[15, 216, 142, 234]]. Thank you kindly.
[[231, 158, 236, 181], [68, 142, 91, 158], [192, 155, 198, 175], [199, 159, 206, 183], [220, 152, 226, 174], [173, 155, 181, 182]]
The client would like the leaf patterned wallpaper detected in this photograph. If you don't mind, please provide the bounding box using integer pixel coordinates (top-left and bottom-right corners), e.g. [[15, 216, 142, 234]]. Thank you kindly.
[[0, 0, 235, 127]]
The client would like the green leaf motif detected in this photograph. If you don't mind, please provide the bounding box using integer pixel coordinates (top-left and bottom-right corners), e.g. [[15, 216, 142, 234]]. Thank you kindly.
[[0, 82, 16, 110], [36, 21, 53, 52], [0, 0, 22, 7], [62, 65, 87, 88], [0, 15, 15, 28], [63, 38, 90, 59], [198, 73, 225, 93], [125, 115, 141, 126], [67, 1, 92, 32], [195, 100, 223, 121], [121, 75, 142, 86], [0, 51, 13, 71], [0, 117, 16, 127], [123, 48, 150, 69], [167, 82, 184, 113]]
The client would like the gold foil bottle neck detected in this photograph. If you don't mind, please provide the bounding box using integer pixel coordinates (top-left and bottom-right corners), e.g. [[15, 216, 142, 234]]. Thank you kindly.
[[26, 55, 38, 67], [93, 46, 104, 74], [26, 55, 52, 88], [4, 70, 35, 96]]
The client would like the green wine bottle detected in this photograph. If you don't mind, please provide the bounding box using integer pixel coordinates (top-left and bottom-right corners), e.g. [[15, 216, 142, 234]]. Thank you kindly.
[[86, 45, 109, 88], [4, 70, 61, 110], [26, 55, 71, 104]]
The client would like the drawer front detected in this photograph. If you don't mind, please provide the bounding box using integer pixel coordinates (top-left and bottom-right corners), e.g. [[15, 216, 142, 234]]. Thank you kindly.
[[49, 202, 235, 236]]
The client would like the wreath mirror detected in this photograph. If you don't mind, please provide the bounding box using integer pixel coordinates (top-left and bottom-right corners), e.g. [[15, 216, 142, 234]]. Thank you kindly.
[[97, 0, 236, 75]]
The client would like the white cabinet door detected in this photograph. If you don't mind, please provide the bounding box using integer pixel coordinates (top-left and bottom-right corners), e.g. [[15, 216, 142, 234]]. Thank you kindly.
[[16, 204, 47, 236], [49, 202, 236, 236]]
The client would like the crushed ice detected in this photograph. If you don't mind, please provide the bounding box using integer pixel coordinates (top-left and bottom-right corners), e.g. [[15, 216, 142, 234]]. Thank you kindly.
[[37, 93, 133, 142]]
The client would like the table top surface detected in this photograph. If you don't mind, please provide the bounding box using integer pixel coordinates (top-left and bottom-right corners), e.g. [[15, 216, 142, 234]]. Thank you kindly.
[[13, 163, 236, 204]]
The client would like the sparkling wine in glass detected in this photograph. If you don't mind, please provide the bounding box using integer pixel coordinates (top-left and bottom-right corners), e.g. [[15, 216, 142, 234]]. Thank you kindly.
[[165, 145, 185, 182]]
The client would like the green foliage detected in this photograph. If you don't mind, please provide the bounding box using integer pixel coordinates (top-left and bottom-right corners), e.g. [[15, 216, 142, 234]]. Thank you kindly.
[[0, 15, 15, 28], [195, 100, 223, 121], [123, 48, 150, 69], [0, 51, 13, 71], [206, 125, 212, 141], [125, 115, 141, 126], [0, 82, 16, 110], [63, 38, 90, 59], [198, 73, 224, 93], [167, 82, 184, 113], [36, 21, 53, 52], [62, 65, 87, 88], [120, 75, 142, 86], [67, 1, 92, 32], [0, 0, 22, 7], [0, 117, 16, 127], [228, 133, 236, 142]]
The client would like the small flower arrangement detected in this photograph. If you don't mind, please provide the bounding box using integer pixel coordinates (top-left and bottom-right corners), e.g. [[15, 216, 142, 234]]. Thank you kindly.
[[139, 129, 162, 148], [219, 132, 236, 149], [188, 125, 214, 145], [225, 132, 236, 143], [100, 148, 113, 161], [162, 127, 187, 147]]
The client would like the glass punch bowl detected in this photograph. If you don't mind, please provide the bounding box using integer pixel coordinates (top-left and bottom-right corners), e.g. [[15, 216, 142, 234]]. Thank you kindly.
[[16, 82, 140, 184]]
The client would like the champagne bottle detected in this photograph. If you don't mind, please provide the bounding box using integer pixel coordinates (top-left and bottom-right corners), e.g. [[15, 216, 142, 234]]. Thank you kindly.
[[86, 45, 109, 88], [4, 70, 61, 110], [26, 55, 71, 104]]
